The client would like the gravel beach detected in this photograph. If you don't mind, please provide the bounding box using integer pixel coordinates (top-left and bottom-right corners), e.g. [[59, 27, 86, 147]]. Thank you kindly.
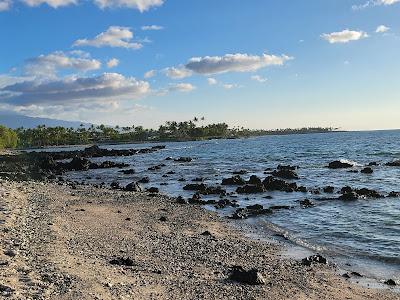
[[0, 180, 399, 299]]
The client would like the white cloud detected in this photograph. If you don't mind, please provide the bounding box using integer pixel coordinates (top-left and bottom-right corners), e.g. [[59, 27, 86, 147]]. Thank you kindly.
[[207, 78, 217, 85], [184, 53, 293, 75], [0, 73, 150, 106], [321, 29, 368, 44], [163, 66, 193, 79], [222, 84, 234, 89], [0, 75, 32, 88], [251, 75, 268, 83], [168, 83, 195, 92], [376, 25, 390, 33], [25, 51, 101, 78], [107, 58, 120, 68], [0, 0, 11, 11], [5, 0, 164, 10], [163, 53, 291, 80], [144, 70, 156, 78], [141, 25, 164, 31], [73, 26, 142, 49], [353, 0, 400, 9], [22, 0, 77, 8], [93, 0, 163, 11]]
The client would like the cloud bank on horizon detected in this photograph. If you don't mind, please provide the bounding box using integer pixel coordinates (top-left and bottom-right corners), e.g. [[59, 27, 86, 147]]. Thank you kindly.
[[0, 0, 399, 130]]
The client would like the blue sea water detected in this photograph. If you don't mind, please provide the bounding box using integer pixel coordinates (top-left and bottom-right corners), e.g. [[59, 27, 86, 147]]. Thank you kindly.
[[58, 130, 400, 281]]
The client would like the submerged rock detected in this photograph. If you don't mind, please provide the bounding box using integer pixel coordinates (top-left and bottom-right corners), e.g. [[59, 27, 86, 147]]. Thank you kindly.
[[386, 160, 400, 167], [323, 186, 335, 193], [328, 160, 353, 169], [147, 187, 159, 193], [387, 191, 400, 198], [230, 206, 272, 219], [118, 169, 135, 175], [247, 175, 262, 185], [124, 182, 143, 192], [339, 186, 382, 200], [67, 157, 91, 171], [269, 205, 291, 210], [339, 191, 359, 201], [236, 184, 265, 194], [233, 170, 247, 175], [277, 164, 299, 171], [174, 157, 193, 163], [271, 169, 299, 180], [229, 266, 266, 285], [176, 196, 187, 204], [263, 176, 298, 192], [183, 183, 207, 191], [300, 199, 315, 208], [361, 167, 373, 174], [214, 199, 238, 209], [384, 279, 397, 286], [110, 181, 120, 190], [138, 177, 150, 184], [355, 188, 383, 198], [222, 175, 246, 186]]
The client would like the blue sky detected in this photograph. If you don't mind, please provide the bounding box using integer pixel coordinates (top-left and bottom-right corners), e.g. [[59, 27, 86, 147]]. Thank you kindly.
[[0, 0, 399, 130]]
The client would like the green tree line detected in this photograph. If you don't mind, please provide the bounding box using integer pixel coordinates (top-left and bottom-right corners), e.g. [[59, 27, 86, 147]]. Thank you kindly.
[[12, 117, 336, 148]]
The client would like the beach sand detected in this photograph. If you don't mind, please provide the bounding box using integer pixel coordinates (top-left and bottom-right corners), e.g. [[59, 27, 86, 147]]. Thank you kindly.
[[0, 180, 398, 299]]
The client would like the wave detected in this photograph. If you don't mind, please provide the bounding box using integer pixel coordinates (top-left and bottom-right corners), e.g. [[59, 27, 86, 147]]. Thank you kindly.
[[339, 159, 363, 167]]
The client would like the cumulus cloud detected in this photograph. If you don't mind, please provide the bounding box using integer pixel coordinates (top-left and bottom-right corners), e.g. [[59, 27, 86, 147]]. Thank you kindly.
[[22, 0, 77, 8], [144, 70, 156, 78], [93, 0, 163, 11], [251, 75, 268, 83], [141, 25, 164, 31], [163, 66, 193, 79], [25, 51, 101, 78], [321, 29, 368, 43], [163, 53, 291, 80], [0, 0, 11, 11], [73, 26, 142, 49], [107, 58, 120, 68], [168, 83, 195, 92], [353, 0, 400, 9], [0, 73, 150, 106], [184, 53, 292, 76], [376, 25, 390, 33], [207, 78, 217, 85]]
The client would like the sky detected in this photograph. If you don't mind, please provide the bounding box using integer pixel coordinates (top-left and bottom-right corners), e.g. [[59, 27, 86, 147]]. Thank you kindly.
[[0, 0, 399, 130]]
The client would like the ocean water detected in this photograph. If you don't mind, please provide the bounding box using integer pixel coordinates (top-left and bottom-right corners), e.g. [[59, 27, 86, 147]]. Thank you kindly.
[[61, 130, 400, 281]]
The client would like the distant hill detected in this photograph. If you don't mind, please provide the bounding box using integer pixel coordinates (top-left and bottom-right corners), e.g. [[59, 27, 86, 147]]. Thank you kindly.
[[0, 114, 91, 129]]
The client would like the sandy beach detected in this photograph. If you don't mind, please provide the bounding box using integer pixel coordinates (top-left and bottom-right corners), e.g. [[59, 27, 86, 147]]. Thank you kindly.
[[0, 180, 398, 299]]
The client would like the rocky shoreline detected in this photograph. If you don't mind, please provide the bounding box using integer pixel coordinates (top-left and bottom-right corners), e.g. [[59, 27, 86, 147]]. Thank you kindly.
[[0, 147, 399, 299], [0, 181, 399, 299]]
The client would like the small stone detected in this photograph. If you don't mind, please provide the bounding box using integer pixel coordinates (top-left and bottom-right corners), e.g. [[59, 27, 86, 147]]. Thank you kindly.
[[4, 249, 16, 257], [229, 266, 266, 285]]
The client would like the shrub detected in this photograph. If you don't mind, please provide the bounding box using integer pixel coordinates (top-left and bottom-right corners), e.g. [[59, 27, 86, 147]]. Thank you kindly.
[[0, 125, 18, 149]]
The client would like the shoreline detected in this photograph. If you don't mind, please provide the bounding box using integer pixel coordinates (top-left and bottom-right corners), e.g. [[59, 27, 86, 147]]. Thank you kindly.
[[1, 180, 399, 299]]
